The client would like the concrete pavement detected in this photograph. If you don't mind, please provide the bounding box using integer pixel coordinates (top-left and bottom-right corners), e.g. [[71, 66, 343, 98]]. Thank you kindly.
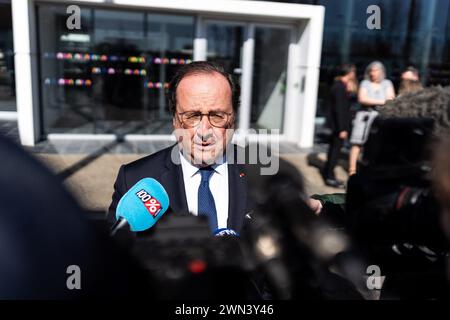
[[34, 150, 348, 213]]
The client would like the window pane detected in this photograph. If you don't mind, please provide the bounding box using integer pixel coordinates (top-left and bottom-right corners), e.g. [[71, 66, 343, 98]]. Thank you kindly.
[[0, 2, 15, 112], [206, 23, 244, 75], [37, 4, 194, 135], [250, 26, 290, 132]]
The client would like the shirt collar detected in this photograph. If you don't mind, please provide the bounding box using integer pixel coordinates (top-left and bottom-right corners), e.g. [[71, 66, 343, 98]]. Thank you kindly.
[[179, 151, 227, 177]]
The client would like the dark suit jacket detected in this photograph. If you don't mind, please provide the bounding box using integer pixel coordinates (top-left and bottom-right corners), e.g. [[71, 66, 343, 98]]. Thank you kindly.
[[108, 144, 252, 234], [327, 80, 352, 134]]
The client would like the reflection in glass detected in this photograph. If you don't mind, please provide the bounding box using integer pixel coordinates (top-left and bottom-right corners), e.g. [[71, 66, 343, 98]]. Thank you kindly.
[[37, 4, 194, 135], [0, 2, 15, 112], [250, 26, 290, 132], [206, 22, 245, 127], [312, 0, 418, 117], [291, 0, 450, 119], [206, 23, 244, 76]]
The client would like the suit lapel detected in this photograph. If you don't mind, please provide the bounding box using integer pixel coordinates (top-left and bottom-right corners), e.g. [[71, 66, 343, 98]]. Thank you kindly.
[[160, 145, 190, 216], [227, 162, 248, 232]]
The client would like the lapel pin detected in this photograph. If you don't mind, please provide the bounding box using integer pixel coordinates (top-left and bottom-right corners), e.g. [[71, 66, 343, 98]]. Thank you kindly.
[[239, 172, 245, 178]]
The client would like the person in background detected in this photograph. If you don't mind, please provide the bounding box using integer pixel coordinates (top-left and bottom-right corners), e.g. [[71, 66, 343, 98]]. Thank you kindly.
[[346, 67, 360, 116], [398, 66, 423, 96], [322, 64, 356, 188], [401, 66, 420, 82], [348, 61, 395, 176]]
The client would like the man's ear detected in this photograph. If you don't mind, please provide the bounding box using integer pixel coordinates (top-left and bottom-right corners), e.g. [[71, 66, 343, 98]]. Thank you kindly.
[[172, 115, 178, 128], [229, 113, 236, 129]]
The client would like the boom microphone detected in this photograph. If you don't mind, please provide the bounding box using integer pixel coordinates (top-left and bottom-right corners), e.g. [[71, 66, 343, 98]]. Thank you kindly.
[[111, 178, 170, 235]]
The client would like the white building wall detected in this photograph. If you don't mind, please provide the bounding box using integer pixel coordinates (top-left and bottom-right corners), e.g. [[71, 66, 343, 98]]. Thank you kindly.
[[12, 0, 41, 146]]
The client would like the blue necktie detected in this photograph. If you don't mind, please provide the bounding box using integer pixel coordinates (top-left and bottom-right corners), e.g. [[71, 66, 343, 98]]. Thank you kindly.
[[197, 167, 218, 232]]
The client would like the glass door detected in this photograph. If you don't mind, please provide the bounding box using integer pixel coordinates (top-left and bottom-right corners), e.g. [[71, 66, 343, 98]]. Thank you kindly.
[[204, 21, 245, 83], [250, 25, 292, 132], [200, 20, 294, 133], [203, 20, 247, 128]]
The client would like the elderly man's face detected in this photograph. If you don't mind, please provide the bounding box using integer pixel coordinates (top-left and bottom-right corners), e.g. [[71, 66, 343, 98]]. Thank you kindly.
[[173, 72, 235, 166]]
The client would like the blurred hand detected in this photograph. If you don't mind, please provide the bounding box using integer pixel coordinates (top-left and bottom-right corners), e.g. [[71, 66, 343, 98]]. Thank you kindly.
[[339, 131, 348, 140], [308, 198, 323, 215]]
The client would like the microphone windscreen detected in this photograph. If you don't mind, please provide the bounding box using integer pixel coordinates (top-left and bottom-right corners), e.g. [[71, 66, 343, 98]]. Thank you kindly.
[[116, 178, 170, 232]]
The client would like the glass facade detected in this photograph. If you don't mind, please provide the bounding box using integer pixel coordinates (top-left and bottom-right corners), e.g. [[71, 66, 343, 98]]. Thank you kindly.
[[36, 2, 295, 137], [0, 0, 15, 112], [205, 22, 292, 132], [206, 22, 244, 76], [9, 0, 450, 139], [250, 26, 290, 131], [37, 4, 194, 135], [268, 0, 450, 117], [205, 21, 245, 127]]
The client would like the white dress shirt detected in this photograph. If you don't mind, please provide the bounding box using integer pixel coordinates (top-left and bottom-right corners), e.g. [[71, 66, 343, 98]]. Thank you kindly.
[[179, 152, 229, 229]]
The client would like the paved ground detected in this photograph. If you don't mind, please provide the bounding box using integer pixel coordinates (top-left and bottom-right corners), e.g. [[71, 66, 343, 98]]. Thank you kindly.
[[33, 147, 348, 213], [0, 120, 19, 143]]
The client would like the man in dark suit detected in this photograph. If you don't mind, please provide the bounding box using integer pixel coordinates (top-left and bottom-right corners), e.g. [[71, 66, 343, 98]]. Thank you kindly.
[[106, 62, 368, 299], [108, 61, 251, 234]]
